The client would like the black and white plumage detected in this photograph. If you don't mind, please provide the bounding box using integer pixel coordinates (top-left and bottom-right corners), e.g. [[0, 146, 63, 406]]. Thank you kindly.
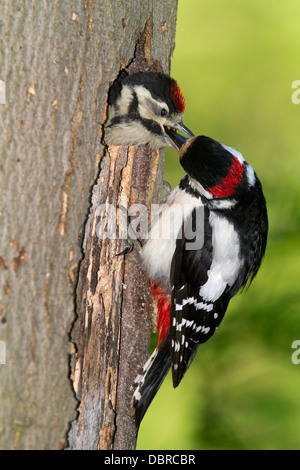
[[104, 71, 193, 149], [133, 134, 268, 428]]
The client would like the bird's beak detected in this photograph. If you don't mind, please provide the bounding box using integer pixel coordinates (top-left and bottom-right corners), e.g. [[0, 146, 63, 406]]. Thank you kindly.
[[164, 120, 194, 151], [165, 128, 189, 151], [172, 121, 194, 138]]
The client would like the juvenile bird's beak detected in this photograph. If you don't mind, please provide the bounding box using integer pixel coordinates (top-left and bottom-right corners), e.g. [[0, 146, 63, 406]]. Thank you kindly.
[[172, 121, 194, 138]]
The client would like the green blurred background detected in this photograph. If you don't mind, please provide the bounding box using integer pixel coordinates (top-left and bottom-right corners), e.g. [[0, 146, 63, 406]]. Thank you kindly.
[[137, 0, 300, 450]]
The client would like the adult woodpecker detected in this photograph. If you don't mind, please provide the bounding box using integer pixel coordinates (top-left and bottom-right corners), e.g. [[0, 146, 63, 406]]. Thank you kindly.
[[104, 70, 193, 148], [133, 134, 268, 429]]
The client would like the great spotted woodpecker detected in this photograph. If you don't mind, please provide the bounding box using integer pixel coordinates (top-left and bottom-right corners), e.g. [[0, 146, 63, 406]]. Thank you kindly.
[[133, 133, 268, 429], [104, 71, 193, 148]]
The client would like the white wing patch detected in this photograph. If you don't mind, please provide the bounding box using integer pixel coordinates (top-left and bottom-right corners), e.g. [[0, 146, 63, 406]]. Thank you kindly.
[[200, 212, 241, 302]]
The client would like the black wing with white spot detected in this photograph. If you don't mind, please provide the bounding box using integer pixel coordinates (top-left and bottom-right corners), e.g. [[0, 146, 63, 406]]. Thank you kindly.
[[170, 207, 231, 387]]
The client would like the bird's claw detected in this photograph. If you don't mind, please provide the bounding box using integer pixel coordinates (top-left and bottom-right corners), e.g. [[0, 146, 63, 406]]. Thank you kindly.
[[116, 238, 134, 256]]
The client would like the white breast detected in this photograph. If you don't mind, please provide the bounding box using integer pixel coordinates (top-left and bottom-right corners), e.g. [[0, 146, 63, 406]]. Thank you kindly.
[[141, 186, 204, 290]]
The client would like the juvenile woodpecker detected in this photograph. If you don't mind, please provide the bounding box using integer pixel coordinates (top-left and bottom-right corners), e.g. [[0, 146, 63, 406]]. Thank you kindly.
[[104, 71, 193, 148], [133, 134, 268, 429]]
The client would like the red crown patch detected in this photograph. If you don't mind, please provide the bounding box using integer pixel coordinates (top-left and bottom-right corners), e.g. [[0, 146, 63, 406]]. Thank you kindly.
[[169, 82, 185, 113]]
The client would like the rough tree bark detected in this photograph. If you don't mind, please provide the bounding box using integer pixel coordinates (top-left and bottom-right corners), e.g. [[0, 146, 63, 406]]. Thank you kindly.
[[0, 0, 178, 450]]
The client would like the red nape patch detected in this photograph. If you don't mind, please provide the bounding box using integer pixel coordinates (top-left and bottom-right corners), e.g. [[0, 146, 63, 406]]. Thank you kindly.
[[151, 284, 171, 345], [208, 157, 246, 198], [169, 82, 185, 113]]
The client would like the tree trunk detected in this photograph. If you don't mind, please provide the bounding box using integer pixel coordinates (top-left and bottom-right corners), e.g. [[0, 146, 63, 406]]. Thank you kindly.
[[0, 0, 178, 450]]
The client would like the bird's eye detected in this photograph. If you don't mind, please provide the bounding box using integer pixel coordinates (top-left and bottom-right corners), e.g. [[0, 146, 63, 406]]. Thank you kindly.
[[160, 108, 168, 117]]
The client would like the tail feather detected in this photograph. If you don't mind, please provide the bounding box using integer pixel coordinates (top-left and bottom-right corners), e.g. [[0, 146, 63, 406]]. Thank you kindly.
[[133, 335, 171, 431]]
